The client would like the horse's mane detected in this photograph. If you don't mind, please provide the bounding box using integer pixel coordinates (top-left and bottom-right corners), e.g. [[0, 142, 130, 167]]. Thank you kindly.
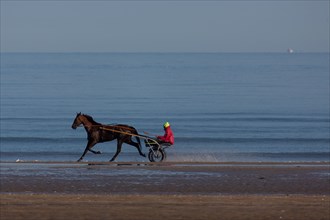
[[82, 114, 102, 125]]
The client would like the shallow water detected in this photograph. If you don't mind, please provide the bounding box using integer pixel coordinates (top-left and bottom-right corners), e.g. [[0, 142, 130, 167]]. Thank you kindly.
[[1, 162, 329, 196]]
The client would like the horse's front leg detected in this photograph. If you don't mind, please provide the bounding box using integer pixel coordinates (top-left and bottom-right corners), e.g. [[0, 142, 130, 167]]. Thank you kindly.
[[110, 139, 123, 162], [77, 140, 97, 162]]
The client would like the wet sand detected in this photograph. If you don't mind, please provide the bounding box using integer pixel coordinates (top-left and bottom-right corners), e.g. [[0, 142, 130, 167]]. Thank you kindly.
[[1, 162, 329, 219]]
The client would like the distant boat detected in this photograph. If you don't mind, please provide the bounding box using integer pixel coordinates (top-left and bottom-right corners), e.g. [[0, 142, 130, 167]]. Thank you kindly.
[[287, 48, 294, 53]]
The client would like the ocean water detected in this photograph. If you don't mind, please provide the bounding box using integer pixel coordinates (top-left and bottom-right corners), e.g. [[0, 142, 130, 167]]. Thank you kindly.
[[1, 53, 329, 162]]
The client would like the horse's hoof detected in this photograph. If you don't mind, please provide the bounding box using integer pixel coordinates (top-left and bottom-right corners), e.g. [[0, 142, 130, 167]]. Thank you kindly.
[[142, 154, 146, 157], [96, 151, 101, 154], [77, 159, 82, 162]]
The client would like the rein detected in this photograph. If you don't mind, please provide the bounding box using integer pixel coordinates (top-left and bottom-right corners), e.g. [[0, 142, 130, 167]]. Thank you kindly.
[[78, 124, 135, 130], [77, 124, 152, 140]]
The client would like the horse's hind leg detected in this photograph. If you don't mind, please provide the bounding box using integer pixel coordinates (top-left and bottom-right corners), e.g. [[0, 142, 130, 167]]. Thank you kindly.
[[135, 136, 145, 157], [110, 139, 123, 162], [77, 140, 97, 162], [125, 137, 146, 157]]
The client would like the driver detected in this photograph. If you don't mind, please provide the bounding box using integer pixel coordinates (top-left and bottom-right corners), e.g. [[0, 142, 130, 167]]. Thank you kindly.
[[157, 122, 174, 145]]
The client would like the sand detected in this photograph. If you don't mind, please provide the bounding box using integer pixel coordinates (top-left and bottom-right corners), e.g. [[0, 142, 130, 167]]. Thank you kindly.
[[1, 162, 329, 220]]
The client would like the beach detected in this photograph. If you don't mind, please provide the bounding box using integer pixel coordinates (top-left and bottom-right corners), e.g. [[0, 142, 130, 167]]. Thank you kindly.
[[2, 194, 329, 220], [1, 162, 329, 220]]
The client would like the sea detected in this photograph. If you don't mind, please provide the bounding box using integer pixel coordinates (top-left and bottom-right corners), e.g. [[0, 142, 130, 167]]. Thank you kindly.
[[1, 52, 329, 163]]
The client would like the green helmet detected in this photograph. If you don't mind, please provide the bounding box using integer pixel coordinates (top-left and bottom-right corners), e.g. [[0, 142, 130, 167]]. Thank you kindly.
[[163, 122, 170, 128]]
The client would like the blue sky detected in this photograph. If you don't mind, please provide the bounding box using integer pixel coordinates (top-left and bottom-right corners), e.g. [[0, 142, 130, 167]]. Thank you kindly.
[[1, 1, 329, 52]]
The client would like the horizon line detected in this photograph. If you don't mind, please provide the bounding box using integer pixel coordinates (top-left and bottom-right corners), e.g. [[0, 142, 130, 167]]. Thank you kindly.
[[1, 51, 329, 54]]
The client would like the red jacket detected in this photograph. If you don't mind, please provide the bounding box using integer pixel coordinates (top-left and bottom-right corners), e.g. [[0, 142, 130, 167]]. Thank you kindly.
[[157, 126, 174, 145]]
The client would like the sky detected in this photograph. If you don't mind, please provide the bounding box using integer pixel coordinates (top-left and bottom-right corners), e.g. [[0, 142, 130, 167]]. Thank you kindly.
[[0, 1, 329, 53]]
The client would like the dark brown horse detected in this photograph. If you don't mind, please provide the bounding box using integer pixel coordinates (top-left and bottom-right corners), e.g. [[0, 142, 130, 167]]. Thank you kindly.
[[71, 113, 145, 162]]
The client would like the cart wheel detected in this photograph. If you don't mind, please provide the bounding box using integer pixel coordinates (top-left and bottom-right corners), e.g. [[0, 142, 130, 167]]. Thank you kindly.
[[148, 148, 165, 162]]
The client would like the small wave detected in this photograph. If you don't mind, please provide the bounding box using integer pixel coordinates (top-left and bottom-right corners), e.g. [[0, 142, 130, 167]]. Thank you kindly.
[[1, 151, 329, 163], [1, 115, 329, 123], [1, 136, 329, 144], [176, 137, 330, 144], [0, 137, 83, 143]]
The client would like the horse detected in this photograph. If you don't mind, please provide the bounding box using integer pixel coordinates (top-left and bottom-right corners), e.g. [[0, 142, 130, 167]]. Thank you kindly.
[[71, 112, 146, 162]]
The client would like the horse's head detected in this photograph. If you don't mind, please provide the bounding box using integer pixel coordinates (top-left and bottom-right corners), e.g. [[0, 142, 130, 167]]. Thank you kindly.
[[71, 112, 83, 129]]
